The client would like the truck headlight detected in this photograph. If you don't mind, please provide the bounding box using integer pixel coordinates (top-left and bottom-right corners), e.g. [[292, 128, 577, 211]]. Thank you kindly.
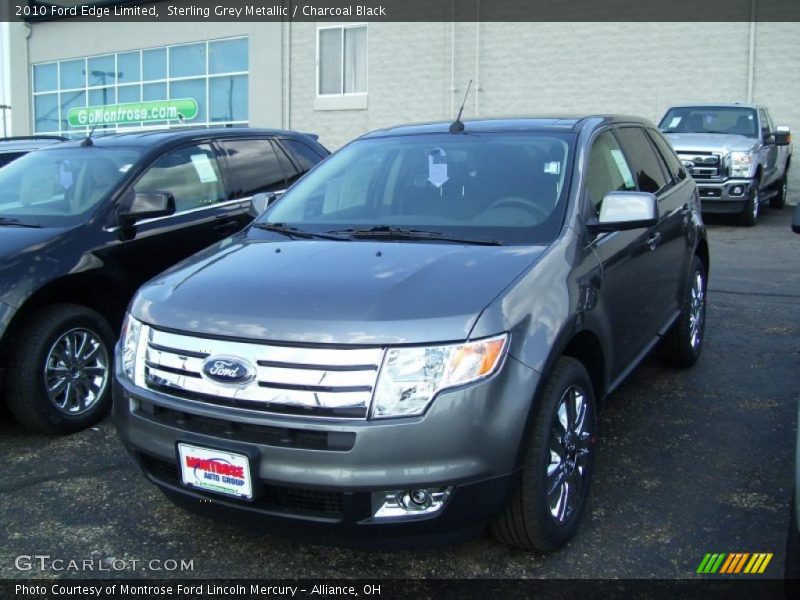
[[729, 151, 752, 178], [371, 334, 509, 418], [120, 314, 143, 381]]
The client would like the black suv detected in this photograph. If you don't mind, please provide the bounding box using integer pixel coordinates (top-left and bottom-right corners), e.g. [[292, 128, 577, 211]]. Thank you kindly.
[[0, 127, 328, 434], [0, 136, 67, 168]]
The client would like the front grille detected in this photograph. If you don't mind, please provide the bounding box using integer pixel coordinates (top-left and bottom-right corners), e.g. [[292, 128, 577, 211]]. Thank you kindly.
[[134, 401, 356, 451], [138, 453, 345, 517], [137, 326, 384, 419], [677, 151, 724, 180]]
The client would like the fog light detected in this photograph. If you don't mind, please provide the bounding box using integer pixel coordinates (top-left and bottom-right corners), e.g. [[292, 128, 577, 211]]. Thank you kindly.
[[730, 185, 744, 196], [373, 487, 452, 519]]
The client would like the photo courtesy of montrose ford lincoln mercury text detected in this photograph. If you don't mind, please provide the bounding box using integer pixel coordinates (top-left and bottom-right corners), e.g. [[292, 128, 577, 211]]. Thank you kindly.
[[113, 114, 709, 550]]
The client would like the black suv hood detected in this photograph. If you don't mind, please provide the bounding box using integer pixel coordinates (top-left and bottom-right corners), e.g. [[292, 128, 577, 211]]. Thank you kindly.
[[132, 238, 546, 345]]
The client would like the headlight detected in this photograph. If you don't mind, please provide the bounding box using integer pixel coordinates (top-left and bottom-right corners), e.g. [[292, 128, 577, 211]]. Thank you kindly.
[[120, 314, 143, 381], [728, 151, 752, 178], [371, 334, 509, 419]]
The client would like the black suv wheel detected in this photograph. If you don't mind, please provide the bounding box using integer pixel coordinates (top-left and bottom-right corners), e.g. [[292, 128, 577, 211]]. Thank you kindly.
[[5, 304, 114, 434], [659, 256, 707, 367], [491, 357, 596, 551]]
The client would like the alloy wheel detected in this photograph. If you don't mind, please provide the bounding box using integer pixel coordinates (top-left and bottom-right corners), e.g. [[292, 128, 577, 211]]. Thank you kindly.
[[44, 328, 109, 415], [689, 270, 705, 349], [546, 385, 592, 524]]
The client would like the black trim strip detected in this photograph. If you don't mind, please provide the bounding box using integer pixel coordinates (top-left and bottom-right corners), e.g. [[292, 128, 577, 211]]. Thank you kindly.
[[256, 360, 378, 372], [146, 362, 202, 379], [257, 381, 372, 394], [149, 343, 209, 359]]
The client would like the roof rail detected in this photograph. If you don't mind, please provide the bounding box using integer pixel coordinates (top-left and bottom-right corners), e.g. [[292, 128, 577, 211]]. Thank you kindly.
[[0, 135, 68, 142]]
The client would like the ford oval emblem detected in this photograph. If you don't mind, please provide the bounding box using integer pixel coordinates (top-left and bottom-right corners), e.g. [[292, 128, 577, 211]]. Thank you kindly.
[[202, 356, 256, 385]]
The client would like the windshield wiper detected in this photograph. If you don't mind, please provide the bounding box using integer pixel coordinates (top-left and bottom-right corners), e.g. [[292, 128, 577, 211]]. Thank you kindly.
[[0, 217, 43, 228], [252, 222, 349, 241], [326, 225, 503, 246]]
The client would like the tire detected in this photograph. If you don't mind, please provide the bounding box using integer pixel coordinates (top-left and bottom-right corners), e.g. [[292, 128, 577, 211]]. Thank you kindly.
[[770, 176, 787, 209], [659, 256, 707, 367], [490, 357, 596, 551], [5, 303, 115, 434], [738, 183, 760, 226]]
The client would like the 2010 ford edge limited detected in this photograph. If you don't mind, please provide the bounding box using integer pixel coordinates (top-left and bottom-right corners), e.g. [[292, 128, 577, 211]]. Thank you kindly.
[[114, 116, 709, 550]]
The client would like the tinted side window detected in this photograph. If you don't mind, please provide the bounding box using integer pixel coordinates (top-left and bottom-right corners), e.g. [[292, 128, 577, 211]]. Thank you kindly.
[[647, 129, 685, 182], [282, 138, 325, 172], [758, 109, 772, 136], [0, 152, 27, 168], [134, 144, 225, 213], [615, 127, 669, 193], [584, 130, 636, 213], [222, 139, 286, 198], [273, 142, 301, 186]]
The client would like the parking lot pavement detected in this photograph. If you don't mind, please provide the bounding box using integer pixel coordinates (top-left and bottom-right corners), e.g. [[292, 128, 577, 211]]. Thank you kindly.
[[1, 207, 798, 580]]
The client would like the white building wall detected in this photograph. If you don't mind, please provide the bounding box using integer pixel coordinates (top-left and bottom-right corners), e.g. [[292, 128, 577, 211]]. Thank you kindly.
[[287, 21, 799, 198]]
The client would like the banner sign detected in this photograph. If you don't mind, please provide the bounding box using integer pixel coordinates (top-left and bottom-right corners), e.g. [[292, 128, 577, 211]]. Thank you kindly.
[[67, 98, 198, 127]]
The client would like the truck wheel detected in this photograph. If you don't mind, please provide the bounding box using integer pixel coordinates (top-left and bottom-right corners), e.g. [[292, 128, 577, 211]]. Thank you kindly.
[[490, 357, 596, 551], [770, 177, 787, 209], [738, 184, 759, 226], [659, 256, 706, 367], [5, 304, 115, 434]]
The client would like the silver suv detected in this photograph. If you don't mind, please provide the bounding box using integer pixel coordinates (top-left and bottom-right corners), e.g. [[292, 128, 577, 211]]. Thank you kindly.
[[114, 116, 708, 550]]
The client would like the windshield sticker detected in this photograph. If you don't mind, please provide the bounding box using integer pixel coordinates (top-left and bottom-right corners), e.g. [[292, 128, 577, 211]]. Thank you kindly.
[[190, 154, 218, 183], [119, 164, 133, 173], [427, 148, 449, 188], [669, 116, 682, 128], [544, 161, 560, 175]]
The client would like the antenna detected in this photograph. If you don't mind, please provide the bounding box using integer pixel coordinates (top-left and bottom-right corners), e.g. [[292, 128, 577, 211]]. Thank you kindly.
[[449, 80, 473, 133], [81, 123, 98, 147]]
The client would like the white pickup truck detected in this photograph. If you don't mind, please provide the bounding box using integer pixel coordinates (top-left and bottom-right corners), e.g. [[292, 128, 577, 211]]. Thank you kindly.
[[659, 103, 792, 226]]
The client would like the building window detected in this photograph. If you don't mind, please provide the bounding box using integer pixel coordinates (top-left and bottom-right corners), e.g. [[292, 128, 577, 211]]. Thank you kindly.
[[31, 36, 249, 137], [316, 24, 367, 109]]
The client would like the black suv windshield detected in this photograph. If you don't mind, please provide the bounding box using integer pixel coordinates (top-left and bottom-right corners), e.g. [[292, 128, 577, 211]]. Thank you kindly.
[[0, 147, 142, 227], [261, 132, 575, 245], [659, 106, 758, 138]]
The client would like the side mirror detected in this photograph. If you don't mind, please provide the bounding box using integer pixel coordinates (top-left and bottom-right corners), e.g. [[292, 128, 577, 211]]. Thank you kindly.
[[587, 192, 659, 233], [248, 191, 279, 218], [119, 192, 175, 226], [774, 126, 791, 146], [792, 202, 800, 234]]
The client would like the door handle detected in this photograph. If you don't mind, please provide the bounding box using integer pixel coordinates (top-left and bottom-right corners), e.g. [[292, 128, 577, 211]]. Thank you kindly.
[[647, 232, 661, 251]]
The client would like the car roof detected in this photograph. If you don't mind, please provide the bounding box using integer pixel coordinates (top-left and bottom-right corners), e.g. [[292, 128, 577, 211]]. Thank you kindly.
[[45, 127, 319, 151], [0, 137, 66, 152], [665, 103, 763, 110], [358, 115, 656, 139]]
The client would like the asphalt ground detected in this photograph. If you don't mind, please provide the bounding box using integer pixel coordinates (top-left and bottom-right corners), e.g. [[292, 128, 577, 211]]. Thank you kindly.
[[0, 206, 798, 580]]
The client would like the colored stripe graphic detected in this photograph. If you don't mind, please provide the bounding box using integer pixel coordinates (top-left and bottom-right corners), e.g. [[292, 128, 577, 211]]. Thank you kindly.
[[698, 553, 773, 574]]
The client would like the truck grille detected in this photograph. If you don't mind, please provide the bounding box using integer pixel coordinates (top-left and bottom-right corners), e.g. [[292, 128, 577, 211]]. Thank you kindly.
[[677, 151, 724, 180], [138, 326, 383, 419]]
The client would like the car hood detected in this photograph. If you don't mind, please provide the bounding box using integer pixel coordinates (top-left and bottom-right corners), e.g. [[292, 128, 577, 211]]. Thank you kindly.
[[0, 225, 63, 259], [132, 237, 547, 345], [664, 132, 757, 154]]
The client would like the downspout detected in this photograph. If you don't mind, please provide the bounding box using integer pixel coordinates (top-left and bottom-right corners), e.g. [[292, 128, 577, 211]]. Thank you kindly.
[[25, 21, 33, 136], [286, 5, 292, 130], [474, 0, 480, 115], [450, 1, 455, 117], [746, 0, 756, 102]]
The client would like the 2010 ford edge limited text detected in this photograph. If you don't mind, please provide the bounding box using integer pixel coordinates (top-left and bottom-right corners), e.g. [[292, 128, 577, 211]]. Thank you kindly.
[[113, 116, 709, 550]]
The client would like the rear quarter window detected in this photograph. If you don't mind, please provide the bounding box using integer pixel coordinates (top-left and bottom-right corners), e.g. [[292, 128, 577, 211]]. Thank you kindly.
[[282, 138, 326, 172]]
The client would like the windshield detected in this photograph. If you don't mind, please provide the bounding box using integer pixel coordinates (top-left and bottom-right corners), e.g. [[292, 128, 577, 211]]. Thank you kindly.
[[261, 132, 575, 245], [0, 147, 142, 227], [659, 106, 758, 138]]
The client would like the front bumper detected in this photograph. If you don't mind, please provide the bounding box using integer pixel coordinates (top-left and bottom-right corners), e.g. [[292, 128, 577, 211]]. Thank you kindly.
[[113, 352, 539, 543], [696, 178, 753, 214]]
